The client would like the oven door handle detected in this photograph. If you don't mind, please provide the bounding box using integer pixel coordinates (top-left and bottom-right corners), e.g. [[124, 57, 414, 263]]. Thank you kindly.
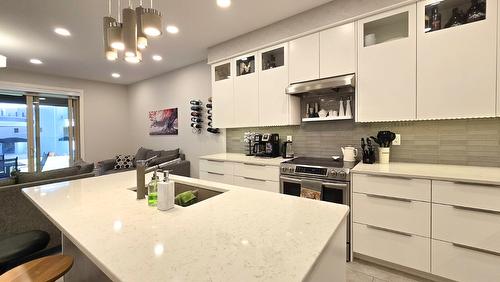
[[322, 182, 349, 189]]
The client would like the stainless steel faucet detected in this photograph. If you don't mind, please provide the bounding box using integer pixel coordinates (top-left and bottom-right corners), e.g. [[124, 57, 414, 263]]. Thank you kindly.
[[136, 156, 177, 199], [136, 156, 158, 200]]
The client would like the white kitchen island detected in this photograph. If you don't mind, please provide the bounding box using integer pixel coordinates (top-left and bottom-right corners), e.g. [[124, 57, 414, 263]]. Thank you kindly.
[[22, 171, 348, 282]]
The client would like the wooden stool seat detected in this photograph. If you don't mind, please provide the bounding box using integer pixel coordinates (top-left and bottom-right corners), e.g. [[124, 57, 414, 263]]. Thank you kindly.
[[0, 255, 73, 282]]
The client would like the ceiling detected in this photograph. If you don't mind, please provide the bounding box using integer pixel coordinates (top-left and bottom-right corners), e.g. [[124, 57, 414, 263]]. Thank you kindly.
[[0, 0, 332, 85]]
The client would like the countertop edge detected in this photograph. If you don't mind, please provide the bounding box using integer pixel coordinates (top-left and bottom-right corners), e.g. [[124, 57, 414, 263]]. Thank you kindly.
[[352, 165, 500, 187]]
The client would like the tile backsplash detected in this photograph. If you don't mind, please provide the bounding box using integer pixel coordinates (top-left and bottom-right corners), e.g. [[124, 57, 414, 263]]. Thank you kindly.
[[226, 118, 500, 167]]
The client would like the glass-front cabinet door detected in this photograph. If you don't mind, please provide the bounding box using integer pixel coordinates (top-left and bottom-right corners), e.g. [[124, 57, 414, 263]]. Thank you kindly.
[[417, 0, 497, 120], [233, 53, 259, 127], [357, 4, 417, 122], [211, 60, 234, 128]]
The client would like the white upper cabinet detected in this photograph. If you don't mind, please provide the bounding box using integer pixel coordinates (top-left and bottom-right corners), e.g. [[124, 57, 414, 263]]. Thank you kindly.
[[417, 0, 497, 120], [233, 53, 260, 127], [258, 43, 299, 126], [211, 60, 234, 128], [357, 5, 417, 122], [320, 22, 356, 78], [289, 33, 320, 83]]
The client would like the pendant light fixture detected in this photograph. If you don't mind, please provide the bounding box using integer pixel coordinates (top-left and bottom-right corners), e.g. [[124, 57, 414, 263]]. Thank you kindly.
[[136, 1, 148, 49], [108, 0, 124, 50], [0, 54, 6, 68], [122, 2, 137, 58], [142, 0, 162, 37], [102, 0, 163, 64]]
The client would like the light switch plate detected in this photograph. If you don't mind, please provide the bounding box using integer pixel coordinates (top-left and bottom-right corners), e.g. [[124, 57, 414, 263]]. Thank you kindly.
[[393, 134, 401, 146]]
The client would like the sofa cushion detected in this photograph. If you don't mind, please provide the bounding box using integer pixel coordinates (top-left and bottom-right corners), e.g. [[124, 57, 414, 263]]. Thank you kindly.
[[135, 147, 151, 161], [114, 155, 134, 170], [0, 177, 16, 187], [16, 166, 80, 184]]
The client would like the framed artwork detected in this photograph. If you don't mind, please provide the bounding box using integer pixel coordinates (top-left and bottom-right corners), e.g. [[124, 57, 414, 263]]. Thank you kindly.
[[149, 108, 178, 135]]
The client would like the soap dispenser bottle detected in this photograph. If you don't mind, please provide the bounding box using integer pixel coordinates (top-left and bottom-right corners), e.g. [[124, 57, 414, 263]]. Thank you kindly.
[[158, 171, 175, 211], [147, 170, 159, 207]]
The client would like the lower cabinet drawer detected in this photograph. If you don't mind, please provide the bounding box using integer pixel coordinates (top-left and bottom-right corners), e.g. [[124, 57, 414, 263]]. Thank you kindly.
[[233, 176, 279, 193], [233, 162, 279, 181], [353, 193, 430, 237], [433, 203, 500, 254], [199, 171, 233, 185], [353, 223, 430, 272], [432, 240, 500, 282], [432, 180, 500, 213], [199, 159, 234, 175], [352, 174, 431, 202]]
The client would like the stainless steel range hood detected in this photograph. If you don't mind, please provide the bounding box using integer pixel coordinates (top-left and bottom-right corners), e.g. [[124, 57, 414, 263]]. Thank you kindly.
[[285, 74, 355, 95]]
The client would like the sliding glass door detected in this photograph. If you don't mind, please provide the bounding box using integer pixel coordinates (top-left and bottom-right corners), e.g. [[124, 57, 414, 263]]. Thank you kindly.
[[0, 91, 80, 177]]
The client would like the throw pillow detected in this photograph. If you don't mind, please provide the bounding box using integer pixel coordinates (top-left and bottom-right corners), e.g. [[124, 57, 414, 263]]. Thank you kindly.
[[114, 154, 134, 170]]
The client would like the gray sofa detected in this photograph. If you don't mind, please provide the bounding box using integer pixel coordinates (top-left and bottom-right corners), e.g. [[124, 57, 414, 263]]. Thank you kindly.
[[0, 162, 95, 252], [96, 147, 190, 177]]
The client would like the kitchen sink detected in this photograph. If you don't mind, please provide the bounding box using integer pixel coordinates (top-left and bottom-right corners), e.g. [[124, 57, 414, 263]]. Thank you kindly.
[[127, 183, 224, 206]]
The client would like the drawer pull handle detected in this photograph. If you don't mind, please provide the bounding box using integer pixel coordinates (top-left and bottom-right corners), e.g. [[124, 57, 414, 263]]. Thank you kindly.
[[365, 194, 412, 203], [207, 172, 224, 176], [364, 174, 414, 181], [452, 181, 500, 188], [243, 163, 266, 167], [452, 205, 500, 215], [207, 160, 224, 163], [366, 225, 412, 237], [452, 243, 500, 257], [243, 177, 266, 182]]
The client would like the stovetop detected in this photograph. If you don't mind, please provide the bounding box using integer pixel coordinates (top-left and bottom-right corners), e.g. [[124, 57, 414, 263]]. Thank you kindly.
[[280, 157, 359, 181]]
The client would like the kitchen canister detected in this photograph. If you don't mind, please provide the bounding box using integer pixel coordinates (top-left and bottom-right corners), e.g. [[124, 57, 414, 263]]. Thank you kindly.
[[378, 147, 390, 164]]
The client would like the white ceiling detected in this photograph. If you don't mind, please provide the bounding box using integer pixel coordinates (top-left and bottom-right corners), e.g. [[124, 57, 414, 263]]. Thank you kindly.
[[0, 0, 331, 85]]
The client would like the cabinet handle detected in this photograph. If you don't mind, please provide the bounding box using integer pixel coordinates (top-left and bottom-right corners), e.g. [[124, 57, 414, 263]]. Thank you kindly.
[[365, 193, 412, 203], [366, 225, 412, 237], [364, 174, 414, 181], [452, 205, 500, 215], [243, 176, 266, 182], [452, 243, 500, 257], [207, 172, 224, 176], [452, 181, 500, 188], [243, 163, 266, 167], [207, 160, 224, 163]]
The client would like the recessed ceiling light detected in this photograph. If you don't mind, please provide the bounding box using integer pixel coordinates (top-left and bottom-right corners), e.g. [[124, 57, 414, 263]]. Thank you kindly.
[[111, 73, 121, 78], [152, 55, 162, 61], [217, 0, 231, 8], [0, 55, 6, 68], [166, 25, 179, 34], [54, 27, 71, 36], [30, 59, 43, 65]]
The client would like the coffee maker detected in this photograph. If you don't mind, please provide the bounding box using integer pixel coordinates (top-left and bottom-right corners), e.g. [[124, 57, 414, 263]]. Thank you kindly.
[[252, 134, 265, 156], [256, 133, 280, 158]]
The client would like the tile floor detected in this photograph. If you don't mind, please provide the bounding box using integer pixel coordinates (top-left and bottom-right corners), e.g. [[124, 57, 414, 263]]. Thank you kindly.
[[347, 259, 433, 282]]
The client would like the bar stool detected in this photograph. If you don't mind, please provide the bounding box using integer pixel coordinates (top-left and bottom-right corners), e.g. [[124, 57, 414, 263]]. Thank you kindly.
[[0, 255, 73, 282]]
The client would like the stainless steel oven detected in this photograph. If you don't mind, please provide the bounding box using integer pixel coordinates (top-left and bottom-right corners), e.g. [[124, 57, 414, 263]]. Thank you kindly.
[[279, 157, 356, 262]]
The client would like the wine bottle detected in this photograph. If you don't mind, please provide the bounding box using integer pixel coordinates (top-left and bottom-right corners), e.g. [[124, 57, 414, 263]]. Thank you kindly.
[[190, 100, 202, 105], [431, 6, 441, 31], [191, 106, 202, 111], [191, 123, 202, 129], [191, 112, 201, 117], [206, 103, 212, 109], [191, 117, 203, 123]]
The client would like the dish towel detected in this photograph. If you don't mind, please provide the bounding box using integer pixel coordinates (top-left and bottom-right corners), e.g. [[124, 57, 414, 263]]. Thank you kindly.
[[175, 190, 198, 207]]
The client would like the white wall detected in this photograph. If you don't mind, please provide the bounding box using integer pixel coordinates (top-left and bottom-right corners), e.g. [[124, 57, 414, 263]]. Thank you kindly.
[[0, 68, 130, 163], [208, 0, 408, 63], [127, 61, 226, 178]]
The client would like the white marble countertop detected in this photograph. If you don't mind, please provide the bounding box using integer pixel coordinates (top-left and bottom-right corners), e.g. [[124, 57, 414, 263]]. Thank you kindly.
[[353, 162, 500, 186], [22, 171, 348, 282], [200, 153, 287, 167]]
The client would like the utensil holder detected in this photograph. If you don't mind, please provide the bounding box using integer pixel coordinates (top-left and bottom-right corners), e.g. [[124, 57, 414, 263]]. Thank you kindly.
[[378, 147, 390, 164], [362, 150, 376, 164]]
